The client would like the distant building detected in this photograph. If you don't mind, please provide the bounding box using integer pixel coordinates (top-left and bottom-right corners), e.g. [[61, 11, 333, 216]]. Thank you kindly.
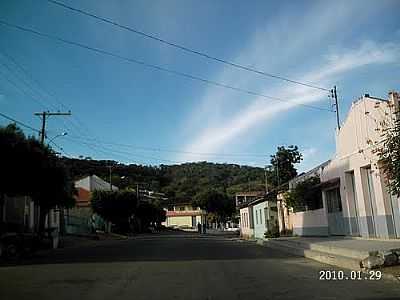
[[163, 203, 206, 229], [239, 204, 254, 239], [239, 196, 278, 240], [235, 191, 265, 207], [139, 190, 168, 203], [65, 174, 118, 234]]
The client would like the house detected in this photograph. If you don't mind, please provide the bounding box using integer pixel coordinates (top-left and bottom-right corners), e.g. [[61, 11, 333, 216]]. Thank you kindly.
[[1, 195, 60, 234], [239, 196, 278, 239], [277, 161, 330, 236], [239, 204, 254, 239], [163, 203, 206, 229], [251, 198, 278, 239], [321, 91, 400, 239], [65, 175, 118, 234]]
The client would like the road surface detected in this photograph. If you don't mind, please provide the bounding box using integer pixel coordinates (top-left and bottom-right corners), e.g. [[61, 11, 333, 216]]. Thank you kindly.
[[0, 232, 399, 299]]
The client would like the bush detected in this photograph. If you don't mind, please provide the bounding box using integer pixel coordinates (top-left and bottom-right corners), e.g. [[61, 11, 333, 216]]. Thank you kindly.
[[264, 226, 280, 238]]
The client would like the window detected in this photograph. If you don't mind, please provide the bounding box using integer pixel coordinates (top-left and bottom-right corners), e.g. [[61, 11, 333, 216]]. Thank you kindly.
[[259, 209, 263, 224], [256, 210, 258, 224]]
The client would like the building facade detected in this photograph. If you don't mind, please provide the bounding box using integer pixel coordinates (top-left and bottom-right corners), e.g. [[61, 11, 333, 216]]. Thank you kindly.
[[278, 161, 330, 236], [321, 92, 400, 239], [252, 199, 278, 239], [65, 175, 118, 234], [163, 203, 206, 229], [1, 195, 59, 234], [239, 205, 254, 239]]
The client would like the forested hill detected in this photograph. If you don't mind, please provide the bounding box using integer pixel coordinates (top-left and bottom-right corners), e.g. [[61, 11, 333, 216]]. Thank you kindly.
[[62, 158, 266, 202]]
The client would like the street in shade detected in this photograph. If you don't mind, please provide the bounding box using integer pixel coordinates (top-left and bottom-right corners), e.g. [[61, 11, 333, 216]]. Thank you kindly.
[[0, 231, 399, 300]]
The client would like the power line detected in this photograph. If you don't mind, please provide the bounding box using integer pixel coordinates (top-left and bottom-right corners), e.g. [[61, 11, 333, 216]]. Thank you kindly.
[[0, 65, 49, 109], [0, 112, 40, 133], [0, 20, 333, 112], [46, 0, 330, 92], [0, 48, 104, 149], [66, 134, 270, 158], [65, 137, 185, 164], [49, 139, 70, 156]]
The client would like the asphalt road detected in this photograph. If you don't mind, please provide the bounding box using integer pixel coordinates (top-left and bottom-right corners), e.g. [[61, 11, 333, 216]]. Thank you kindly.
[[1, 232, 399, 300]]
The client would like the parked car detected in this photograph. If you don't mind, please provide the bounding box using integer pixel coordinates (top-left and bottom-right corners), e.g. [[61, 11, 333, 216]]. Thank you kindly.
[[0, 232, 37, 259]]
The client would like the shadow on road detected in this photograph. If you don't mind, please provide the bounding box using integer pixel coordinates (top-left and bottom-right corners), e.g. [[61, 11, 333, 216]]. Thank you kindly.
[[0, 233, 296, 267]]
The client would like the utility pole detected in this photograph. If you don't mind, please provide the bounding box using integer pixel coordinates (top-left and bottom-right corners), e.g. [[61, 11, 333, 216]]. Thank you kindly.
[[34, 111, 71, 144], [331, 86, 340, 130], [276, 159, 280, 187], [264, 166, 269, 194], [108, 165, 113, 191], [33, 111, 71, 233]]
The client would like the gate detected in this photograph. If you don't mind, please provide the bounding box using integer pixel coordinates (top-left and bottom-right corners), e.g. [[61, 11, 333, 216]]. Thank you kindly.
[[325, 187, 346, 235]]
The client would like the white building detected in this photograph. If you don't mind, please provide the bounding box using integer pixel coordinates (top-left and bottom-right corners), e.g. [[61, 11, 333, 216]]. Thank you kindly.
[[163, 203, 206, 229], [321, 91, 400, 239]]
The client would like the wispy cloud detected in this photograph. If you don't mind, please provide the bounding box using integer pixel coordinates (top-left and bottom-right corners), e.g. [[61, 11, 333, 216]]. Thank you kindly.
[[179, 40, 399, 162], [178, 0, 399, 164]]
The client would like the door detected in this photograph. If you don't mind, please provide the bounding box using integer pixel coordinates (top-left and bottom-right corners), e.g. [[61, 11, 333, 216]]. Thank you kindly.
[[389, 193, 400, 238], [347, 171, 360, 236], [363, 167, 377, 237], [326, 187, 346, 235]]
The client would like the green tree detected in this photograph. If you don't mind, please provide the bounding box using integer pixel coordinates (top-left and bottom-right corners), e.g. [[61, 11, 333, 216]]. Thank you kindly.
[[284, 176, 322, 212], [91, 190, 137, 226], [270, 145, 303, 188], [0, 124, 76, 233], [377, 116, 400, 197], [193, 189, 235, 223], [136, 201, 166, 231]]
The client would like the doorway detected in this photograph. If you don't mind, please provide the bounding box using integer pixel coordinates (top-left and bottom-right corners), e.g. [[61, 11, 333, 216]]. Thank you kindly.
[[325, 187, 346, 235]]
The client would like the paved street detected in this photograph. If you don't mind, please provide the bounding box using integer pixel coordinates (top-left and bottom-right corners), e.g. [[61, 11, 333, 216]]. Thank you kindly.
[[0, 233, 399, 300]]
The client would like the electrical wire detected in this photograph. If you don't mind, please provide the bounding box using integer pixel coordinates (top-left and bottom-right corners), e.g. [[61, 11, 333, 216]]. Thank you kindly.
[[0, 112, 40, 133], [66, 134, 271, 158], [46, 0, 330, 92], [0, 20, 333, 112]]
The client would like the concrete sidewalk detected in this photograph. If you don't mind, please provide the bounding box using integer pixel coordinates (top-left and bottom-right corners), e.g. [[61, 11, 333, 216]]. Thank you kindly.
[[272, 236, 400, 256], [263, 236, 400, 281]]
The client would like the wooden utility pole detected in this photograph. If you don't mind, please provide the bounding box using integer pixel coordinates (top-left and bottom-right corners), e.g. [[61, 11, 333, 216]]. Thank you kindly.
[[33, 111, 71, 233], [34, 111, 71, 144]]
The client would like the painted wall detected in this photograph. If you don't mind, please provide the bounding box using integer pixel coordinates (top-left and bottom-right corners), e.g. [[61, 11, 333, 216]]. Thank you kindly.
[[239, 206, 254, 239], [290, 208, 329, 236], [321, 92, 400, 239], [75, 175, 118, 192], [253, 202, 267, 239], [166, 215, 193, 227]]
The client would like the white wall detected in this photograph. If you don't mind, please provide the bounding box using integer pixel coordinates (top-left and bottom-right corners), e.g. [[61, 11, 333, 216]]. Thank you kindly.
[[321, 92, 400, 238], [290, 208, 329, 236], [75, 175, 118, 192]]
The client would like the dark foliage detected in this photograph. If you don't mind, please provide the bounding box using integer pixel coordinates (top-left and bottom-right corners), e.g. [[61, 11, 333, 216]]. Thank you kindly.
[[0, 124, 76, 232], [270, 145, 303, 186], [285, 177, 322, 212], [91, 190, 137, 224]]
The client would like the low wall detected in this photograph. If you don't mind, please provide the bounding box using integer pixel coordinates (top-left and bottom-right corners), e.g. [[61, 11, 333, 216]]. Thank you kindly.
[[240, 228, 254, 239], [290, 208, 329, 236]]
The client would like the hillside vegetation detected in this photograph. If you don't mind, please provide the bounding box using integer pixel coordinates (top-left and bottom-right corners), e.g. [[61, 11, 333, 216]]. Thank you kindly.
[[62, 158, 267, 203]]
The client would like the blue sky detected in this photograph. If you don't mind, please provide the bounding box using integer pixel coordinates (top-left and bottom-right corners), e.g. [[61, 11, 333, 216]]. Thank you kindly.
[[0, 0, 399, 171]]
